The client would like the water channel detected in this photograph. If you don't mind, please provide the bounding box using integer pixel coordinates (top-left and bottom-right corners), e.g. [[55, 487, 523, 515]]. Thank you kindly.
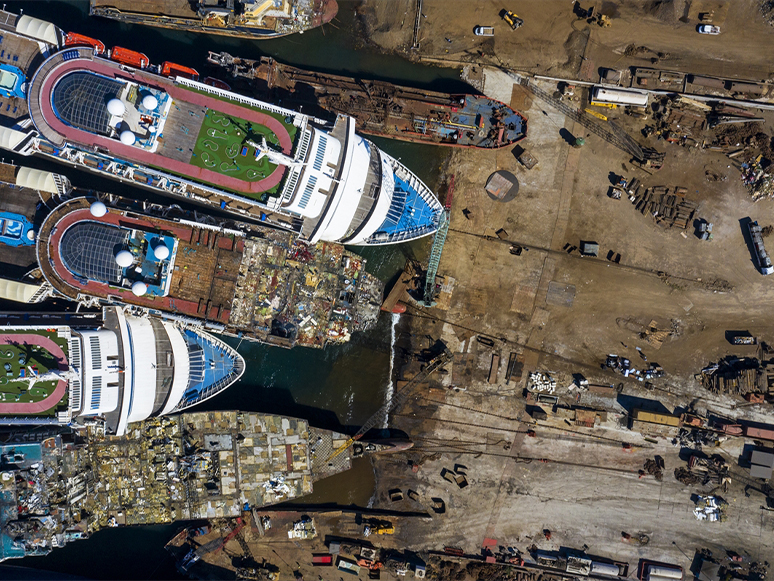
[[6, 1, 462, 577]]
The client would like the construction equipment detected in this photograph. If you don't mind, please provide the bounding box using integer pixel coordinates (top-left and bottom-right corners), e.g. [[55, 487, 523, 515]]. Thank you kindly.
[[500, 10, 523, 30], [598, 14, 611, 27], [325, 347, 453, 462], [420, 175, 453, 307], [179, 518, 245, 572]]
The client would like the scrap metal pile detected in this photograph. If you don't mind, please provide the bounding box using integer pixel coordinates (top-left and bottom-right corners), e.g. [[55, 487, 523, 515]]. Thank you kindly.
[[604, 355, 665, 382], [674, 455, 730, 489], [699, 356, 763, 396], [528, 372, 556, 393], [626, 185, 697, 229], [693, 495, 728, 523], [741, 157, 774, 201]]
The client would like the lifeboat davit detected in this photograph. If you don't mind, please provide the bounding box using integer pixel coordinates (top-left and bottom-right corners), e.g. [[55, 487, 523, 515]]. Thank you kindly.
[[109, 46, 150, 69], [203, 76, 231, 91], [161, 61, 199, 81], [64, 32, 106, 55]]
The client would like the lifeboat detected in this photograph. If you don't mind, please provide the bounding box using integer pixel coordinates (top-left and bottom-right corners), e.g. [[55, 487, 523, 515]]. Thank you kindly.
[[64, 32, 106, 54], [203, 76, 231, 91], [109, 46, 150, 69], [161, 61, 199, 81], [391, 302, 406, 314]]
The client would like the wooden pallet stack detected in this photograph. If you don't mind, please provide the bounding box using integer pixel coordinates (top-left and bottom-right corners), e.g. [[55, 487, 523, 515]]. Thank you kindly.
[[701, 366, 761, 395], [629, 185, 697, 229]]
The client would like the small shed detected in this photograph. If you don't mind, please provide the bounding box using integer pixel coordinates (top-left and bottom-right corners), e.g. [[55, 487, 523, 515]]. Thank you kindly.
[[750, 449, 774, 480], [580, 241, 599, 257]]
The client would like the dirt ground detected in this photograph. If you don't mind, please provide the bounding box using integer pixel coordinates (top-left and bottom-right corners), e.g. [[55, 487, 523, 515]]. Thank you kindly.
[[363, 71, 774, 577], [357, 0, 774, 81]]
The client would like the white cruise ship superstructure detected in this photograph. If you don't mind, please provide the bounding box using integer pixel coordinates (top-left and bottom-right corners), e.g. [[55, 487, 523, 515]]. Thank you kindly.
[[0, 12, 443, 245]]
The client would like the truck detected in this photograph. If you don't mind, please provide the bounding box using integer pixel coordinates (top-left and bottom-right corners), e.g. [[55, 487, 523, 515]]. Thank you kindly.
[[747, 221, 774, 275]]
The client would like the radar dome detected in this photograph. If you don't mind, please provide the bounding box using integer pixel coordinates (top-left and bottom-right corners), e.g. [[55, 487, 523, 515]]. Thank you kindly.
[[89, 201, 107, 217], [107, 98, 125, 116], [115, 250, 133, 268], [131, 281, 148, 296], [142, 94, 158, 110], [26, 229, 35, 241], [119, 130, 136, 145], [153, 243, 170, 260]]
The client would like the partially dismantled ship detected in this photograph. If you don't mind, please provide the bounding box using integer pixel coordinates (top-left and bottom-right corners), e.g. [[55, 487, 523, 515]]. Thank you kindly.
[[0, 411, 352, 561], [207, 52, 528, 149], [89, 0, 338, 39]]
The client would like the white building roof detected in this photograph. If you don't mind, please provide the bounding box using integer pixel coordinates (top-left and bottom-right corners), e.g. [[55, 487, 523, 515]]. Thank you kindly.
[[0, 126, 27, 152]]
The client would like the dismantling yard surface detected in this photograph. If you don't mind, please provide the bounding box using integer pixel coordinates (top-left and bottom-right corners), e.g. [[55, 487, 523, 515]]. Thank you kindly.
[[190, 109, 282, 190]]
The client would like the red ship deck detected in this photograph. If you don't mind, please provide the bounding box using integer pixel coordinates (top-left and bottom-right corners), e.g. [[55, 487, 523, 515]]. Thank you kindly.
[[30, 49, 292, 196], [37, 199, 239, 325]]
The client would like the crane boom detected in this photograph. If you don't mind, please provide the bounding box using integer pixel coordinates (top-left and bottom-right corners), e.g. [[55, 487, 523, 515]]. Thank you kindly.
[[325, 346, 453, 462]]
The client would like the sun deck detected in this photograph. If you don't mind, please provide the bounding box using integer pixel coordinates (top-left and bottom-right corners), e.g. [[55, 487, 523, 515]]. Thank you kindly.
[[28, 48, 299, 200]]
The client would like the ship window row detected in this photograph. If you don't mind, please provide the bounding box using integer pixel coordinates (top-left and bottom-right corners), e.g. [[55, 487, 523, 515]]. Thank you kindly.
[[69, 337, 81, 369], [313, 135, 327, 171], [298, 175, 318, 210], [69, 376, 81, 412], [89, 336, 102, 370], [90, 375, 102, 410]]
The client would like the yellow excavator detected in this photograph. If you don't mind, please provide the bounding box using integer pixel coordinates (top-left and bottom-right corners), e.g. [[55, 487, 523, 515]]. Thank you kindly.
[[500, 10, 524, 30]]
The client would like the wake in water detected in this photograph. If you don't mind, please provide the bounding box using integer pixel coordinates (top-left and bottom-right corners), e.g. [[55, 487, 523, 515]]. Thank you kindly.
[[382, 313, 400, 428]]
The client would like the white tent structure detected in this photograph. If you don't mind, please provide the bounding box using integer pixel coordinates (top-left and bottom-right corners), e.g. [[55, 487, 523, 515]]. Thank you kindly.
[[0, 279, 49, 303], [0, 126, 28, 152], [16, 167, 60, 194], [16, 15, 62, 47]]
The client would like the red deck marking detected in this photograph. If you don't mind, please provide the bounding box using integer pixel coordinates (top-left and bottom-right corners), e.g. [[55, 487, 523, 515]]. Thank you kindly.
[[285, 444, 293, 471], [0, 334, 68, 414], [37, 57, 292, 195]]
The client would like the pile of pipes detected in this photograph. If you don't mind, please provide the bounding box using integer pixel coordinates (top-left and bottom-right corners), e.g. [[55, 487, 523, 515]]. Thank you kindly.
[[528, 372, 556, 393]]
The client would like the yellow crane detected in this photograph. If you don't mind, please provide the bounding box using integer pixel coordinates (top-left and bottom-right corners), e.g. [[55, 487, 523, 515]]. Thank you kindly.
[[584, 108, 608, 121], [325, 346, 453, 462]]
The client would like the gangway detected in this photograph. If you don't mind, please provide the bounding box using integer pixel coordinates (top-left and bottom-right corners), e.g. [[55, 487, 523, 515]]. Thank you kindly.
[[420, 176, 454, 306], [325, 346, 453, 462]]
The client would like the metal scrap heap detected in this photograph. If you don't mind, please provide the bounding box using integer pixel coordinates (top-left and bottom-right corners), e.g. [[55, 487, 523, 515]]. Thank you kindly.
[[0, 412, 352, 562]]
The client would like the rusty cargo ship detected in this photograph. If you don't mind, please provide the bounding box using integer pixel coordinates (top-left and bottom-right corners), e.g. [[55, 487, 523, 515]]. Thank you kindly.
[[207, 52, 528, 149]]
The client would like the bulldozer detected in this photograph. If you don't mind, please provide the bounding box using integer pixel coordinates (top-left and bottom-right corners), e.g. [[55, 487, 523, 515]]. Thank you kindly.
[[500, 9, 523, 30]]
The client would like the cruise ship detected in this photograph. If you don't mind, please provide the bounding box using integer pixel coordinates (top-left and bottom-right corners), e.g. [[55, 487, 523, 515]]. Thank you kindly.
[[0, 308, 245, 436], [0, 12, 443, 246]]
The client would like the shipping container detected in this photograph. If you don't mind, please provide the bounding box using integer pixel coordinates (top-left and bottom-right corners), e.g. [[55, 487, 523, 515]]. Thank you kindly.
[[632, 409, 681, 427], [312, 554, 333, 566], [337, 557, 361, 575], [592, 562, 622, 577], [744, 425, 774, 441]]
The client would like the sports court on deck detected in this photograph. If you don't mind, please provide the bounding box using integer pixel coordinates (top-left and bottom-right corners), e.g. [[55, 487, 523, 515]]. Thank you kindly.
[[0, 331, 69, 414], [188, 107, 296, 195]]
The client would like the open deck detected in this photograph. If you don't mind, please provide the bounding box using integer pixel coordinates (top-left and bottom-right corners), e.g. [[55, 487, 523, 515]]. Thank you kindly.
[[28, 48, 296, 199]]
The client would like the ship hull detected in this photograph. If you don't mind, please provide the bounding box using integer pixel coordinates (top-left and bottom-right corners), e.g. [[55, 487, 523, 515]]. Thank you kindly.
[[206, 54, 528, 149]]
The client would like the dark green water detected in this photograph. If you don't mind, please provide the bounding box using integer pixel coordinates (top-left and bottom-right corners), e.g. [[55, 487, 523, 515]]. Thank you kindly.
[[7, 1, 456, 578]]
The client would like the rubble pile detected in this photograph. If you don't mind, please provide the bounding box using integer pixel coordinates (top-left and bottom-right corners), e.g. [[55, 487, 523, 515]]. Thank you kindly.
[[528, 372, 556, 393], [741, 157, 774, 201], [627, 185, 697, 229], [643, 458, 664, 481], [693, 495, 727, 523], [287, 516, 316, 539], [674, 467, 701, 485], [604, 355, 665, 382], [760, 1, 774, 28]]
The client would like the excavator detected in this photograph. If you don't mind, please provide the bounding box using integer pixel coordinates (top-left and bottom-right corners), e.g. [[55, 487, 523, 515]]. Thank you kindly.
[[500, 10, 524, 30]]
